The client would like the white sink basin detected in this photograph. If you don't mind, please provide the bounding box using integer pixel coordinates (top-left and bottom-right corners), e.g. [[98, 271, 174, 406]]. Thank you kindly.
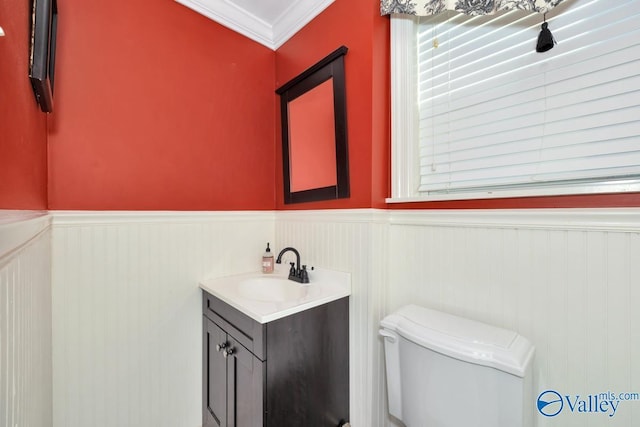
[[237, 276, 308, 302], [200, 266, 350, 323]]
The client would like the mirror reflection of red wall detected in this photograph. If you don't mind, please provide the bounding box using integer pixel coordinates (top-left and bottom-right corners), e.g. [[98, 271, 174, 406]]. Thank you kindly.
[[288, 78, 336, 192]]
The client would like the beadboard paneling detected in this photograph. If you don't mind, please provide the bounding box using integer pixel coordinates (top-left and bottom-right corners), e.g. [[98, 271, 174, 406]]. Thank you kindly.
[[277, 209, 640, 427], [51, 212, 274, 427], [275, 210, 389, 427], [0, 214, 52, 427], [386, 211, 640, 427], [49, 208, 640, 427]]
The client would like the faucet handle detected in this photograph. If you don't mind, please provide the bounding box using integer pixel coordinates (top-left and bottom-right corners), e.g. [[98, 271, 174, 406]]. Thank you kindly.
[[288, 262, 296, 276], [300, 265, 309, 283]]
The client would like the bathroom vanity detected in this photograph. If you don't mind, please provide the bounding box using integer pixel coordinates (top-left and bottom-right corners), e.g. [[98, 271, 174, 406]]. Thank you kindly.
[[200, 267, 350, 427]]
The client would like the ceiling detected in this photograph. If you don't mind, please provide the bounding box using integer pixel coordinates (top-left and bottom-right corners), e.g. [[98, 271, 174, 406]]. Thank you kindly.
[[174, 0, 335, 50]]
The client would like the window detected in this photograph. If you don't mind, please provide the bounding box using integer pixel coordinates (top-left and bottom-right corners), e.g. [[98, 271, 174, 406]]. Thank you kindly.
[[388, 0, 640, 202]]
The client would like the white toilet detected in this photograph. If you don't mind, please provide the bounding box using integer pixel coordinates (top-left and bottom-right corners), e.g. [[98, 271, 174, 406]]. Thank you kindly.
[[380, 305, 535, 427]]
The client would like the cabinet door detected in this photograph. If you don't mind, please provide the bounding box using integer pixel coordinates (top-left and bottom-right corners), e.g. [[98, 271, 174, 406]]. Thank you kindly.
[[226, 336, 265, 427], [266, 297, 350, 426], [204, 318, 228, 427]]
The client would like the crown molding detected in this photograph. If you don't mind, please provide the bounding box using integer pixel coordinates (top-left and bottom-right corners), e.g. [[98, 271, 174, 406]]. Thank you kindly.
[[175, 0, 273, 48], [271, 0, 335, 49], [175, 0, 334, 50]]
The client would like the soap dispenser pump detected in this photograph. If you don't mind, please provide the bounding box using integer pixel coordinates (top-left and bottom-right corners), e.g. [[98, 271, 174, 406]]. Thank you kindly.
[[262, 243, 274, 273]]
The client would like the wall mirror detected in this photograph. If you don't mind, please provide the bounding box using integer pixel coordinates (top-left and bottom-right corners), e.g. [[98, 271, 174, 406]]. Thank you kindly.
[[276, 46, 349, 204]]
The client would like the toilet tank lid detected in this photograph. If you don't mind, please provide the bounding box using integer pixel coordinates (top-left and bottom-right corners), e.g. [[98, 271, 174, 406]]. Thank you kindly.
[[380, 305, 535, 377]]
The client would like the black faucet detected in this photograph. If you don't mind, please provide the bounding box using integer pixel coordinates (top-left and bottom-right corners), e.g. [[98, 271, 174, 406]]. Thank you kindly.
[[275, 247, 309, 283]]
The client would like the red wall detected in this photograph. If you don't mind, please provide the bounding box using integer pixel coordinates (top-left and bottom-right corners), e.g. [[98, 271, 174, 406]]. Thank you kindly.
[[47, 0, 276, 210], [3, 0, 636, 211], [0, 0, 48, 209], [275, 0, 390, 209], [275, 0, 640, 210]]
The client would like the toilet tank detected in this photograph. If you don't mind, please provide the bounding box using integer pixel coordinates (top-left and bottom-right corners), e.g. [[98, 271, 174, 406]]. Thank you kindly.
[[380, 305, 535, 427]]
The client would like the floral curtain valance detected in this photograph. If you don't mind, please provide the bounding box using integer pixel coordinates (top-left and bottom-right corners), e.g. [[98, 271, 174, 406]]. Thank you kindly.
[[381, 0, 564, 15]]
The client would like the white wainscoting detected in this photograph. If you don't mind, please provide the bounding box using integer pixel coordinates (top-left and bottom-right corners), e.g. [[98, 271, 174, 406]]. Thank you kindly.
[[277, 208, 640, 427], [275, 210, 389, 427], [0, 212, 52, 427], [48, 208, 640, 427], [52, 210, 385, 427], [385, 209, 640, 427], [51, 211, 274, 427]]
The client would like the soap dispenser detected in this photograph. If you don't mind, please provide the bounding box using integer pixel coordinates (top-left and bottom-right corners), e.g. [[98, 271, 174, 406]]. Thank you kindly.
[[262, 243, 274, 273]]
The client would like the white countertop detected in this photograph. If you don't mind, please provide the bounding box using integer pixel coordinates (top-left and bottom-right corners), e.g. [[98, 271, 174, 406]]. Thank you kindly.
[[199, 266, 351, 324]]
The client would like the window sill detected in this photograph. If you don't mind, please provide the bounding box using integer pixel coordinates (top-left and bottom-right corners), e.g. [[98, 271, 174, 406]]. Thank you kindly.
[[387, 180, 640, 204]]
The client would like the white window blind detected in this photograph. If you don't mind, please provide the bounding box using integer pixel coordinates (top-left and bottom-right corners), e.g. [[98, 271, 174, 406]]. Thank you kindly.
[[390, 0, 640, 201]]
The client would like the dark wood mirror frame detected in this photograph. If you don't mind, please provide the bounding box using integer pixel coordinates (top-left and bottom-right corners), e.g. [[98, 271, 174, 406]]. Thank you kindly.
[[276, 46, 349, 204]]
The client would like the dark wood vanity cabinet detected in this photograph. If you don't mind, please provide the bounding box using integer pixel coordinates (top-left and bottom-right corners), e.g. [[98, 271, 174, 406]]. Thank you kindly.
[[202, 291, 349, 427], [203, 318, 265, 427]]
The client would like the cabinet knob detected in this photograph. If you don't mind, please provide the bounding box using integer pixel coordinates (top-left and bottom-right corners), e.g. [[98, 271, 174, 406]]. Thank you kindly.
[[215, 342, 228, 352], [223, 348, 235, 358]]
